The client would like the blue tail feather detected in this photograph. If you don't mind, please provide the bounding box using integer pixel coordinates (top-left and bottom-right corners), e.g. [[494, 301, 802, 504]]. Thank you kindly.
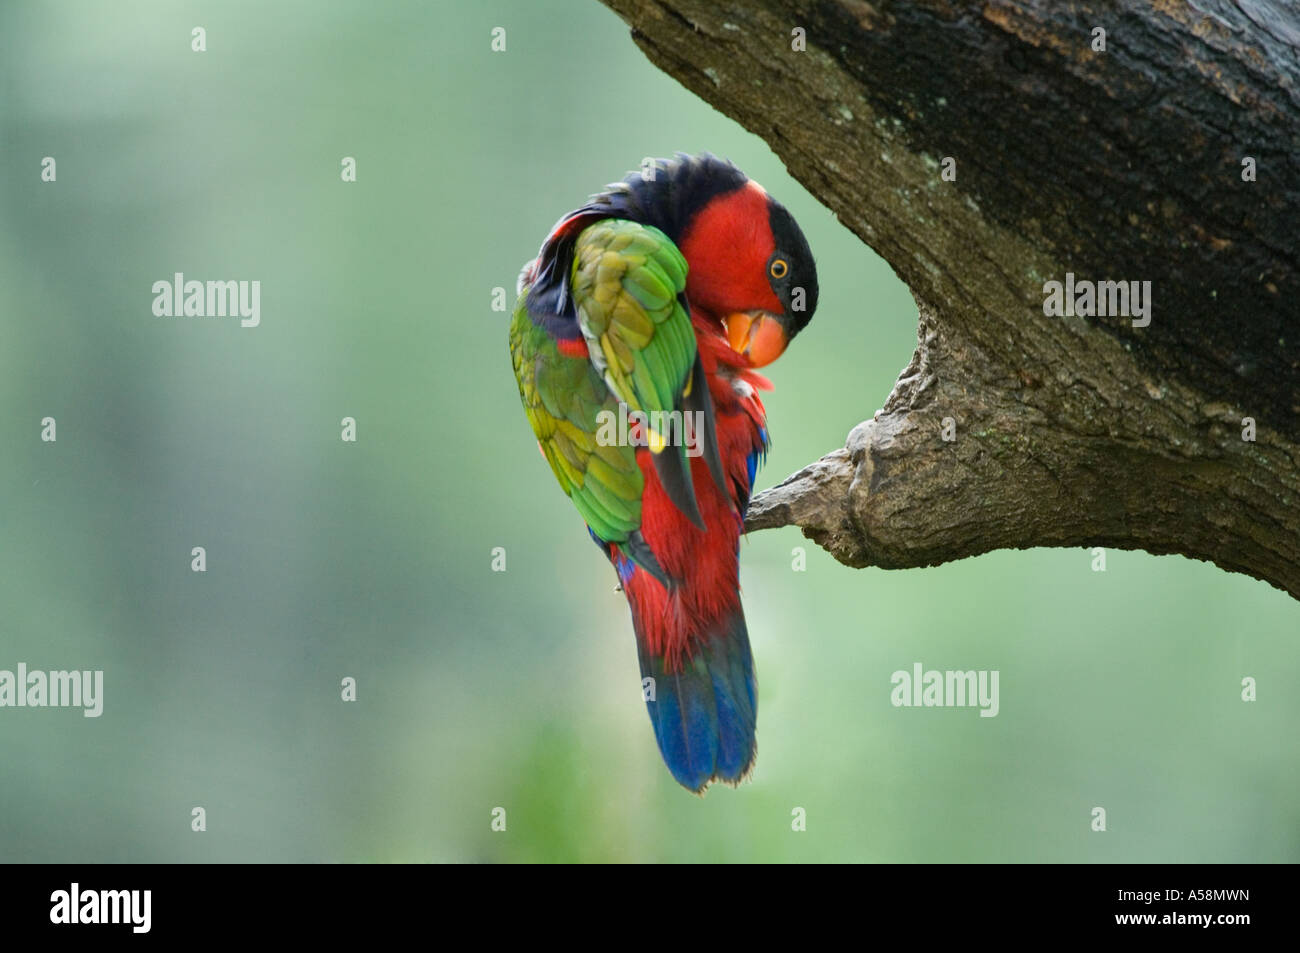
[[637, 610, 757, 792]]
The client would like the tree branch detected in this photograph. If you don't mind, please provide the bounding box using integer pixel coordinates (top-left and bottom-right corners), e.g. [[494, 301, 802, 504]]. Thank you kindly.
[[600, 0, 1300, 599]]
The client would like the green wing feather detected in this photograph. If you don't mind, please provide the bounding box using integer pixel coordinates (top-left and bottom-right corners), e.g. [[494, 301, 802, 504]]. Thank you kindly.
[[570, 220, 694, 443], [571, 220, 707, 527], [509, 306, 643, 544], [509, 218, 704, 551]]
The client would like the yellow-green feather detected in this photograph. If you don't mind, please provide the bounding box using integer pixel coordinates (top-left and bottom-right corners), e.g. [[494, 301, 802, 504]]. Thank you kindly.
[[508, 218, 697, 546], [570, 220, 694, 426], [510, 280, 642, 544]]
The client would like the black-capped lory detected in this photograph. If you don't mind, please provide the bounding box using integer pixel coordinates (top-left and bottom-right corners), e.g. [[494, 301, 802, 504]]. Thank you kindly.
[[508, 154, 818, 793]]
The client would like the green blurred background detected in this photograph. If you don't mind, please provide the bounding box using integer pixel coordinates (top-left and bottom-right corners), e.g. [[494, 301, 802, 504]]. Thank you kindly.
[[1, 0, 1295, 863]]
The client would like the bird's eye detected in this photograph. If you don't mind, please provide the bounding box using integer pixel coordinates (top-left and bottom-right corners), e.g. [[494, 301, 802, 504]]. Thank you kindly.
[[770, 258, 788, 279]]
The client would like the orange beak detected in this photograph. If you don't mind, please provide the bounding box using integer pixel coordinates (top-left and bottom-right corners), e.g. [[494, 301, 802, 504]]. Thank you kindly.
[[724, 311, 789, 367]]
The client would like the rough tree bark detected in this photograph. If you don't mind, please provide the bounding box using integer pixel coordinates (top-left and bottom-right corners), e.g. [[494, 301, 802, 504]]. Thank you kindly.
[[599, 0, 1300, 599]]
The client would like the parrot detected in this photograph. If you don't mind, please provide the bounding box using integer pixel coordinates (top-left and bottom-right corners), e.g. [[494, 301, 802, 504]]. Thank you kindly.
[[508, 153, 818, 793]]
